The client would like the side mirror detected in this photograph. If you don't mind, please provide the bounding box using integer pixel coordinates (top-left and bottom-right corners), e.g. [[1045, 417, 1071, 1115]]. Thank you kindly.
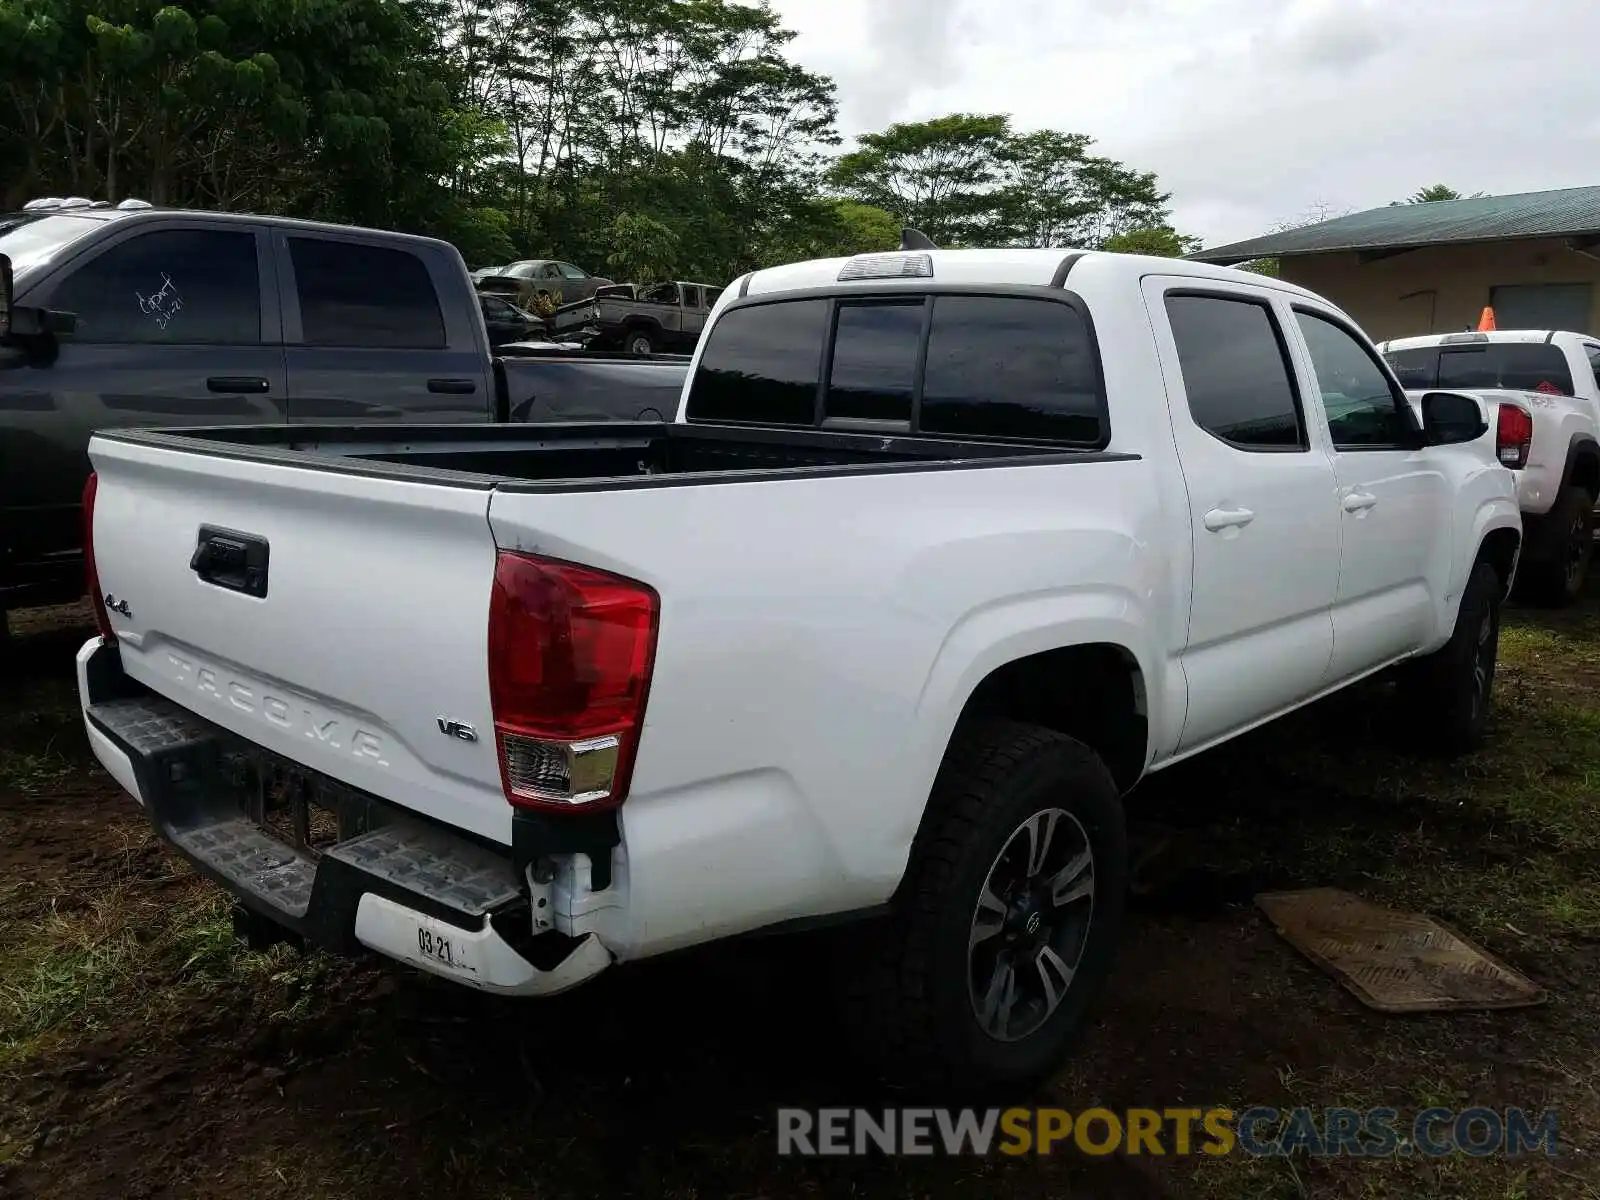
[[1421, 390, 1487, 446], [7, 304, 76, 339]]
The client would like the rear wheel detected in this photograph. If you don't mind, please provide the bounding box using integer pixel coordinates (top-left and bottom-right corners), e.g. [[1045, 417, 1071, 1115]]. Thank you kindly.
[[1400, 557, 1502, 755], [626, 328, 656, 355], [1514, 486, 1594, 607], [837, 721, 1127, 1093]]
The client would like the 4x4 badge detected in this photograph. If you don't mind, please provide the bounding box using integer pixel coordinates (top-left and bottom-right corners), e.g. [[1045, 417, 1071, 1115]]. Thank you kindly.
[[103, 593, 131, 617]]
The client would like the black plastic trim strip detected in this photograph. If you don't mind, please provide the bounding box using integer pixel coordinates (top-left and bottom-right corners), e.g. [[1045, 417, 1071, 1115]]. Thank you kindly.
[[95, 419, 1141, 496], [1051, 252, 1088, 287]]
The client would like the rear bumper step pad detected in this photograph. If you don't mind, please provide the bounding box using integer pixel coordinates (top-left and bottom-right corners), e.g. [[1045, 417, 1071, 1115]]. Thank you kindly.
[[83, 674, 609, 996]]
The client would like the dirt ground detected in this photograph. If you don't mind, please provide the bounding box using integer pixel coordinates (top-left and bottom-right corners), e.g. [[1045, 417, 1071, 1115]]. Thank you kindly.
[[1, 589, 1598, 1200]]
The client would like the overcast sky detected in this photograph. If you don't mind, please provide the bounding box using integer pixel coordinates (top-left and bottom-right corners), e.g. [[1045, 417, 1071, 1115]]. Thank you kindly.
[[766, 0, 1600, 250]]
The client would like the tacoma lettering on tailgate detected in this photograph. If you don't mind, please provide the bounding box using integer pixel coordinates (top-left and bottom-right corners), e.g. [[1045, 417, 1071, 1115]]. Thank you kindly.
[[166, 651, 391, 766]]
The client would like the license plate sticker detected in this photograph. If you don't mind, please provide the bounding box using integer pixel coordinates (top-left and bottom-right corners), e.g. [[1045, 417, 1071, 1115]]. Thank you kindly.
[[413, 917, 477, 978]]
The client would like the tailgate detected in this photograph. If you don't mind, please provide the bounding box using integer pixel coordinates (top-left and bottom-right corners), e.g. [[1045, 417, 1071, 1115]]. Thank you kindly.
[[87, 435, 511, 844]]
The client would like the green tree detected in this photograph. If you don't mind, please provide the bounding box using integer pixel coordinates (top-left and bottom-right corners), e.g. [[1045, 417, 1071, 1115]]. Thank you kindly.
[[829, 201, 900, 254], [1102, 226, 1202, 257], [828, 113, 1012, 245], [829, 113, 1190, 251], [1389, 184, 1486, 206], [0, 0, 487, 240], [604, 210, 680, 282]]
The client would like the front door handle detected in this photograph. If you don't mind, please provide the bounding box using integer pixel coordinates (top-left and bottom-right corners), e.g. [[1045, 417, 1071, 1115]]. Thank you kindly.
[[1203, 506, 1256, 532], [427, 378, 477, 395], [1342, 491, 1379, 513], [207, 376, 269, 394]]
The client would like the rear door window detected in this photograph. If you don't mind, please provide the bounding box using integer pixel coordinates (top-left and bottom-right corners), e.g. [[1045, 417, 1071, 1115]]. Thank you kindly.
[[288, 237, 445, 348], [1164, 294, 1305, 450]]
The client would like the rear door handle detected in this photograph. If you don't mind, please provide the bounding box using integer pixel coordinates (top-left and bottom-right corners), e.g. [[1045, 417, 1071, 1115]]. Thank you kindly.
[[427, 378, 477, 395], [1342, 491, 1379, 513], [1203, 506, 1255, 532], [207, 376, 269, 394]]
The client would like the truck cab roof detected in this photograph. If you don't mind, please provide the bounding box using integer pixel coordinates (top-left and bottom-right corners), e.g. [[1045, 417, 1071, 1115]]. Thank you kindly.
[[739, 247, 1332, 304], [1379, 329, 1593, 352], [2, 200, 456, 248]]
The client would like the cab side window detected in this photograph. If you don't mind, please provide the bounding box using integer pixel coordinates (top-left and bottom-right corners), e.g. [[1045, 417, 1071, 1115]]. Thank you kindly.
[[1294, 309, 1414, 448], [50, 228, 261, 345]]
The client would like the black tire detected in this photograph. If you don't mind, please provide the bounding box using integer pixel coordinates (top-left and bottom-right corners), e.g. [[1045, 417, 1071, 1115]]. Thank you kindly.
[[1400, 558, 1502, 755], [625, 328, 656, 355], [836, 721, 1127, 1095], [1513, 486, 1594, 607]]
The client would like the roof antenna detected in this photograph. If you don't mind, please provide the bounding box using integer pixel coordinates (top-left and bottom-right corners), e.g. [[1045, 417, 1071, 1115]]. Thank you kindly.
[[900, 227, 937, 251]]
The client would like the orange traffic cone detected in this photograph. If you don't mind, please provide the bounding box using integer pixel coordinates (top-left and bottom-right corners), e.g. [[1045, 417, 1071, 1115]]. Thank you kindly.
[[1476, 305, 1496, 331]]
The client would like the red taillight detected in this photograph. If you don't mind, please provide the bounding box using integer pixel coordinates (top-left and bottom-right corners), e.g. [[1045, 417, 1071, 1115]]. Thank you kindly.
[[1496, 403, 1533, 469], [82, 471, 117, 645], [487, 552, 659, 812]]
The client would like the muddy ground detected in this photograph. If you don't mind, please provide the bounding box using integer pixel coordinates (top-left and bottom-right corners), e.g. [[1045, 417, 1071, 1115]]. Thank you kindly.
[[1, 591, 1597, 1199]]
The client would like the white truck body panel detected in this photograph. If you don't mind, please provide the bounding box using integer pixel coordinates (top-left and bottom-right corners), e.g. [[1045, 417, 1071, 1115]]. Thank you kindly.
[[89, 441, 511, 843]]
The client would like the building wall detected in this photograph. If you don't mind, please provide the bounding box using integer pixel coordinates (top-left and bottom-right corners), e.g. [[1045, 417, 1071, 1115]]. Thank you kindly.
[[1277, 237, 1600, 339]]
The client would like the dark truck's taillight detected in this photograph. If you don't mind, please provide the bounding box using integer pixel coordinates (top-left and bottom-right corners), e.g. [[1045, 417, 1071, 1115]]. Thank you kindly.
[[487, 552, 659, 812], [82, 471, 117, 645], [1496, 403, 1533, 469]]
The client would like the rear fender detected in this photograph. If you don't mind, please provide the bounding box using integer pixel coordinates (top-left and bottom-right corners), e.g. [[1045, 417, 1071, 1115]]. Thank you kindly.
[[885, 588, 1162, 880]]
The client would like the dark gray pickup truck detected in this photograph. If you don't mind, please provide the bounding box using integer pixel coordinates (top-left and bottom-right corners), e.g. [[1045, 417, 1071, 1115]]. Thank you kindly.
[[0, 201, 689, 634]]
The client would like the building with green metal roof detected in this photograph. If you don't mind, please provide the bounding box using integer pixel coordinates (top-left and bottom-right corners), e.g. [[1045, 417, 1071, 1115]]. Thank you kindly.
[[1190, 186, 1600, 339]]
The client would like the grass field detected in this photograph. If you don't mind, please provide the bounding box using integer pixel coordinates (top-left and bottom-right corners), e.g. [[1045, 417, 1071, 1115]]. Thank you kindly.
[[1, 590, 1597, 1200]]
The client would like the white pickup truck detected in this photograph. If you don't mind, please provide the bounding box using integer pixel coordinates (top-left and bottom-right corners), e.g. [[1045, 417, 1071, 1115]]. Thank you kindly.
[[74, 248, 1521, 1091], [1382, 331, 1600, 604]]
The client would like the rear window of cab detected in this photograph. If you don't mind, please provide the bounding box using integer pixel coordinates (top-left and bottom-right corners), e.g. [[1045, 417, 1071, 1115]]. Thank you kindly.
[[1384, 343, 1576, 395], [686, 293, 1107, 447]]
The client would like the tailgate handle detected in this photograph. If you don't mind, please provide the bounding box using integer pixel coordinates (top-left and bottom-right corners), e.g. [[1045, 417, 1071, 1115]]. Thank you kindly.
[[190, 525, 270, 599], [207, 376, 270, 394], [428, 377, 477, 395]]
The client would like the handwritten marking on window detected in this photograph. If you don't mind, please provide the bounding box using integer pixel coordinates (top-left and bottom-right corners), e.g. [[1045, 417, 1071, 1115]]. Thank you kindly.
[[136, 273, 184, 330]]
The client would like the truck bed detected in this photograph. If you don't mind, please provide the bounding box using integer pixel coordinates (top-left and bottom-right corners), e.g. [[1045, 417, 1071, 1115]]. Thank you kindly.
[[93, 421, 1134, 492]]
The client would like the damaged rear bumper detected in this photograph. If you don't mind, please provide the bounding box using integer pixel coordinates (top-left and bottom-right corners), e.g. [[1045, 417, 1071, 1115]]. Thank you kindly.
[[76, 636, 612, 997]]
